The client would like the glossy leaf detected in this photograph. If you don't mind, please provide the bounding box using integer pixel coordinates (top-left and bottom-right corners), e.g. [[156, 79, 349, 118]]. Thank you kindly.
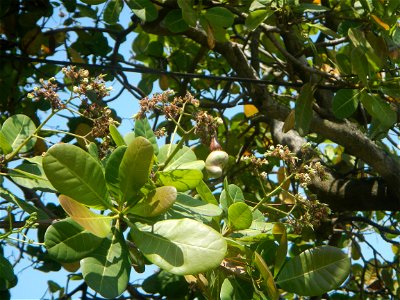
[[59, 195, 112, 238], [105, 146, 127, 198], [43, 144, 111, 210], [254, 252, 279, 300], [177, 0, 197, 26], [164, 9, 189, 33], [272, 222, 287, 276], [245, 10, 273, 31], [127, 186, 177, 217], [1, 114, 36, 153], [228, 202, 253, 230], [81, 229, 130, 299], [196, 180, 218, 205], [131, 218, 227, 275], [173, 193, 222, 217], [10, 162, 55, 192], [109, 124, 126, 146], [156, 169, 203, 192], [220, 183, 245, 212], [332, 89, 359, 119], [135, 117, 158, 155], [158, 144, 197, 171], [119, 137, 154, 205], [126, 0, 158, 22], [204, 7, 234, 28], [277, 246, 351, 296], [103, 0, 123, 24], [0, 130, 12, 154], [295, 83, 315, 136], [44, 218, 103, 263], [360, 93, 396, 128]]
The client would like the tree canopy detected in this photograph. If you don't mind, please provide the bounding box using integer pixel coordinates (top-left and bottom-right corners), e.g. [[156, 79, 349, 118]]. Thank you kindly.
[[1, 0, 400, 299]]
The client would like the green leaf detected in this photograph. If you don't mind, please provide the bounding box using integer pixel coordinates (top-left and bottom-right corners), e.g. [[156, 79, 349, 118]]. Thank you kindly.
[[127, 186, 177, 217], [43, 144, 111, 210], [135, 118, 158, 155], [277, 245, 350, 296], [0, 130, 12, 154], [163, 9, 189, 33], [360, 93, 396, 128], [332, 89, 359, 119], [105, 146, 127, 198], [0, 255, 15, 282], [126, 0, 158, 22], [103, 0, 123, 24], [59, 195, 112, 238], [351, 47, 369, 85], [245, 9, 273, 31], [0, 187, 49, 220], [295, 83, 315, 136], [44, 218, 103, 263], [272, 223, 287, 276], [294, 3, 329, 12], [220, 183, 245, 212], [174, 193, 222, 217], [81, 229, 130, 299], [228, 202, 253, 230], [220, 277, 254, 300], [109, 124, 126, 146], [177, 0, 197, 26], [156, 169, 203, 192], [10, 162, 55, 192], [253, 252, 279, 300], [204, 7, 234, 28], [158, 144, 198, 171], [1, 114, 37, 153], [196, 180, 218, 205], [335, 53, 352, 75], [119, 137, 154, 205], [131, 218, 227, 275]]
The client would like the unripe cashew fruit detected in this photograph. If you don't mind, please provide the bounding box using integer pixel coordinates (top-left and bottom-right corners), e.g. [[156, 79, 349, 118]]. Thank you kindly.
[[205, 150, 229, 178]]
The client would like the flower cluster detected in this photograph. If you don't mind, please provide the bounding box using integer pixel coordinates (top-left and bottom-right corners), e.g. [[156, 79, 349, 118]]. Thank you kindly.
[[136, 91, 199, 120], [289, 195, 331, 234], [27, 77, 64, 110], [265, 145, 298, 167], [62, 66, 112, 102], [296, 161, 327, 187], [194, 111, 222, 145], [82, 103, 115, 138]]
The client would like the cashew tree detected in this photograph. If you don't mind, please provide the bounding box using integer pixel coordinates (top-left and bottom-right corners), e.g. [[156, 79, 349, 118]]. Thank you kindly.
[[1, 0, 400, 299]]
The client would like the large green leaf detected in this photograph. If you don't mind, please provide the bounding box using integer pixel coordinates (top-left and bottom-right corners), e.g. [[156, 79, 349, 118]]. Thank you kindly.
[[158, 144, 198, 171], [332, 89, 359, 119], [109, 124, 126, 146], [295, 83, 315, 136], [119, 137, 154, 205], [196, 180, 218, 205], [1, 114, 36, 153], [103, 0, 123, 24], [43, 144, 111, 210], [177, 0, 197, 26], [351, 47, 369, 85], [135, 117, 158, 155], [81, 229, 130, 299], [126, 0, 158, 22], [360, 92, 396, 128], [59, 195, 112, 238], [220, 183, 245, 212], [228, 202, 253, 230], [44, 218, 103, 263], [163, 9, 189, 33], [156, 169, 203, 192], [272, 223, 288, 276], [127, 186, 177, 217], [253, 252, 279, 300], [131, 218, 227, 275], [105, 146, 127, 198], [0, 130, 12, 154], [204, 7, 234, 28], [10, 162, 55, 192], [245, 9, 273, 31], [173, 193, 222, 217], [276, 245, 350, 296]]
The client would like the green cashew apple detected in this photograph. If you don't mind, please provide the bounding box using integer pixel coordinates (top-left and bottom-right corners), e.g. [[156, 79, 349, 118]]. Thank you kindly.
[[205, 150, 229, 178]]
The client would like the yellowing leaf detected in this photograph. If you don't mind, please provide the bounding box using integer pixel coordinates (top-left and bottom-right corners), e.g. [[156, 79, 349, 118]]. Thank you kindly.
[[59, 195, 112, 238], [244, 104, 259, 117], [68, 47, 86, 63], [371, 14, 390, 30], [282, 110, 295, 133]]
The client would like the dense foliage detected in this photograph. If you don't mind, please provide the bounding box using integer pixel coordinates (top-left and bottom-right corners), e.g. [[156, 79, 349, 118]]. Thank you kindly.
[[1, 0, 400, 299]]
